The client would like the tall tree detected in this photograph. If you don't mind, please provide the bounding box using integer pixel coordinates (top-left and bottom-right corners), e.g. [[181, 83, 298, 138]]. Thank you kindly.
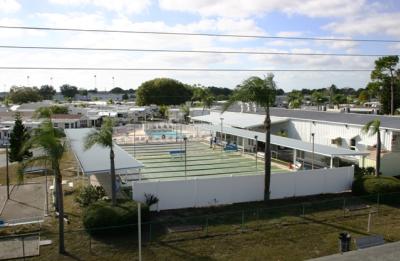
[[23, 120, 67, 253], [371, 56, 399, 115], [362, 119, 381, 176], [223, 74, 277, 200], [9, 112, 32, 162], [8, 86, 42, 104], [84, 118, 117, 205], [39, 85, 56, 100], [180, 104, 190, 123], [136, 78, 192, 105], [60, 84, 78, 99], [311, 91, 328, 111], [287, 90, 303, 109], [332, 94, 346, 108], [109, 87, 125, 94]]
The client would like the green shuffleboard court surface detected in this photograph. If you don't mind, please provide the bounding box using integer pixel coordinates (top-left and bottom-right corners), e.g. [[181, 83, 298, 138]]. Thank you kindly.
[[120, 142, 287, 180]]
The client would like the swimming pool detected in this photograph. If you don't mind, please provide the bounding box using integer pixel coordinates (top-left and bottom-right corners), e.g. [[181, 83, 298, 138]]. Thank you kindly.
[[146, 130, 183, 139]]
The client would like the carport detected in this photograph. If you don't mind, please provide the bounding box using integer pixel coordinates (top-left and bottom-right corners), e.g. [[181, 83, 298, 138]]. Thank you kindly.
[[65, 128, 143, 195]]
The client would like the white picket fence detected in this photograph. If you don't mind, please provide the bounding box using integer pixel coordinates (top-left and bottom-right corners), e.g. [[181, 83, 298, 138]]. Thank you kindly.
[[132, 166, 354, 211]]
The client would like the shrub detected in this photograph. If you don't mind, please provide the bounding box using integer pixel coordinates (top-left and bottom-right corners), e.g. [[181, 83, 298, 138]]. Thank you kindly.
[[354, 165, 375, 179], [82, 200, 149, 234], [352, 176, 400, 195], [75, 185, 107, 207]]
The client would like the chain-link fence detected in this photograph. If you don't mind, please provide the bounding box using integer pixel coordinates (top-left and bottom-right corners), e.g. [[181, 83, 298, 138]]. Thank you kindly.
[[3, 192, 400, 260]]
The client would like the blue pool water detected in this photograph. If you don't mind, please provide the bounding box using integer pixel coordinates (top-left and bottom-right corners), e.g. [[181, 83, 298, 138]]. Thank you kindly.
[[146, 130, 183, 139]]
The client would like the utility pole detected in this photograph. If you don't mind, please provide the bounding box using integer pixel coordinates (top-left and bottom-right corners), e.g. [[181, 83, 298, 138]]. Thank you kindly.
[[255, 135, 258, 173], [311, 133, 315, 170], [6, 143, 10, 199]]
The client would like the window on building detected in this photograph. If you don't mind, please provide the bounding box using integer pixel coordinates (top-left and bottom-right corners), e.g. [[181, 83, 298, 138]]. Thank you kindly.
[[65, 123, 69, 129], [350, 138, 357, 150], [54, 123, 58, 127]]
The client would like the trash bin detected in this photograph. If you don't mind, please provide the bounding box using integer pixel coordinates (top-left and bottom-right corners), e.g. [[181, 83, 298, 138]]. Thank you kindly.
[[339, 232, 351, 252]]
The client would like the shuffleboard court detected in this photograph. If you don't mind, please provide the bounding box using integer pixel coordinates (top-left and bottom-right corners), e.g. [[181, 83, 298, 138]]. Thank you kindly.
[[120, 141, 288, 180]]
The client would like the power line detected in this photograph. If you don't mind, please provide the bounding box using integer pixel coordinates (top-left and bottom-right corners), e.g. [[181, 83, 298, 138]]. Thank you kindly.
[[0, 67, 373, 72], [0, 45, 392, 57], [0, 25, 399, 43]]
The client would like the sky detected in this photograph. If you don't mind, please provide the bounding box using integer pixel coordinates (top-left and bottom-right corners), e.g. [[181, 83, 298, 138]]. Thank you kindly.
[[0, 0, 399, 92]]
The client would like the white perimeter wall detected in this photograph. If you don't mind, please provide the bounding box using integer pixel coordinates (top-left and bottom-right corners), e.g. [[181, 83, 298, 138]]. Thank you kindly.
[[132, 166, 354, 211]]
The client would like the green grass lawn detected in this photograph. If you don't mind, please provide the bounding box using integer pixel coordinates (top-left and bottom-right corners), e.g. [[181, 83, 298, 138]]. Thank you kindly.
[[15, 189, 400, 261], [3, 148, 400, 260]]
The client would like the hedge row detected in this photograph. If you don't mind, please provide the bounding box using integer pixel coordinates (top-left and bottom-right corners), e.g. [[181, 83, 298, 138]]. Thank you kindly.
[[83, 200, 149, 234], [352, 176, 400, 195]]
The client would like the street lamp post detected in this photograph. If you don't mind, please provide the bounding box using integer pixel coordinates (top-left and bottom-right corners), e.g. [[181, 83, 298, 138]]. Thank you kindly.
[[184, 136, 187, 178], [220, 117, 224, 153], [5, 143, 9, 199], [255, 135, 258, 173], [133, 124, 136, 158], [311, 133, 315, 170]]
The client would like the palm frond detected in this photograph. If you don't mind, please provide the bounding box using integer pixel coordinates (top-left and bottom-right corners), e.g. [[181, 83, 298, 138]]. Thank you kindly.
[[84, 117, 114, 150], [222, 74, 276, 113], [362, 119, 381, 136]]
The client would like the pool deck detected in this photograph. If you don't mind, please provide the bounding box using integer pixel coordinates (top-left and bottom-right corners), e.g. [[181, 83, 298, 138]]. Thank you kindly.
[[120, 141, 289, 180]]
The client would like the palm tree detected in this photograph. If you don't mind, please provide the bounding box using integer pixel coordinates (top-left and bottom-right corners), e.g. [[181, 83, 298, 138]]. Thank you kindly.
[[223, 74, 277, 200], [23, 119, 66, 253], [180, 104, 190, 124], [202, 94, 214, 112], [362, 119, 381, 176], [287, 90, 303, 109], [84, 117, 117, 205]]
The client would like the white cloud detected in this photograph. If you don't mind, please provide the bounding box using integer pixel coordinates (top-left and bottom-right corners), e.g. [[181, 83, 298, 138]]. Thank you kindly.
[[48, 0, 151, 14], [158, 0, 366, 18], [0, 0, 20, 13], [324, 13, 400, 37]]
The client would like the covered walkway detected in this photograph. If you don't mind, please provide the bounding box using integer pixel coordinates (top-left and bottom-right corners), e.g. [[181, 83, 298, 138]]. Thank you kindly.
[[65, 128, 144, 194], [198, 124, 369, 168]]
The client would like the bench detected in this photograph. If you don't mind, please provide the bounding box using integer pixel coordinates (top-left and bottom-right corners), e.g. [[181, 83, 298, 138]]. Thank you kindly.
[[355, 235, 385, 249], [224, 144, 238, 152], [167, 225, 203, 233], [169, 150, 186, 157], [345, 204, 370, 212]]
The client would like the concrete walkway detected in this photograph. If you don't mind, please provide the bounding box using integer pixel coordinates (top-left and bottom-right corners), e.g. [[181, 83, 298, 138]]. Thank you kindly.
[[309, 241, 400, 261]]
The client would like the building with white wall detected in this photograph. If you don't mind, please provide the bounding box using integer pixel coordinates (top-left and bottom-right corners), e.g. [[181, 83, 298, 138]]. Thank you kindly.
[[192, 106, 400, 176]]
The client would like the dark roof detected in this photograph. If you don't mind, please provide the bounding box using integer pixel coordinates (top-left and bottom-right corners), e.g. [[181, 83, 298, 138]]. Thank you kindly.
[[226, 105, 400, 130], [51, 114, 82, 120]]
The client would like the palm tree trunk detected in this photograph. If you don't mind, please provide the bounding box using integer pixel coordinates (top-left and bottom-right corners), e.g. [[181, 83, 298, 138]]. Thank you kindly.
[[390, 72, 394, 115], [376, 132, 381, 176], [110, 148, 117, 206], [55, 167, 65, 253], [264, 106, 271, 200]]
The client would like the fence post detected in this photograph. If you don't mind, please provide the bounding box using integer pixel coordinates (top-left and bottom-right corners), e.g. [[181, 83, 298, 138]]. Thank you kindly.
[[149, 223, 152, 242], [367, 211, 372, 233], [205, 217, 209, 236], [377, 193, 380, 213], [22, 236, 26, 261], [342, 198, 346, 217], [241, 210, 245, 231], [89, 234, 92, 254]]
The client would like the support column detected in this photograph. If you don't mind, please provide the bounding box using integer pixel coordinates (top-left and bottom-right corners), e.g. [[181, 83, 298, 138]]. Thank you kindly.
[[293, 149, 297, 164], [242, 138, 245, 154], [361, 156, 365, 168], [330, 156, 334, 168]]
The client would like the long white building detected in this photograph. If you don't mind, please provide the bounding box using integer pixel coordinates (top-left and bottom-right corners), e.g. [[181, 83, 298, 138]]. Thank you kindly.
[[192, 105, 400, 176]]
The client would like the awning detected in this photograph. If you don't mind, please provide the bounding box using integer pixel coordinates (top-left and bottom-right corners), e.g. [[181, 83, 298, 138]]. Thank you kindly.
[[65, 128, 143, 175], [199, 124, 369, 157], [191, 111, 288, 129]]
